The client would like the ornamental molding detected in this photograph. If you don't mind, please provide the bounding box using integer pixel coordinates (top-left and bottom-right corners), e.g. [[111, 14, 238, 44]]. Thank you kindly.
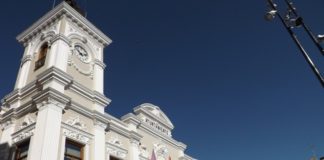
[[19, 114, 35, 130], [65, 116, 87, 130], [63, 128, 90, 144], [138, 123, 186, 151], [130, 138, 140, 146], [50, 33, 72, 46], [40, 31, 57, 41], [36, 67, 73, 87], [94, 120, 107, 129], [62, 123, 93, 145], [106, 142, 128, 159], [108, 136, 123, 147], [141, 117, 171, 137], [0, 120, 14, 130], [68, 49, 94, 78], [179, 154, 197, 160], [21, 55, 33, 66], [67, 81, 111, 107], [139, 144, 149, 158], [153, 142, 168, 159], [12, 124, 35, 144], [17, 2, 112, 47], [134, 103, 174, 130], [2, 67, 71, 109], [36, 97, 66, 111], [94, 59, 106, 69]]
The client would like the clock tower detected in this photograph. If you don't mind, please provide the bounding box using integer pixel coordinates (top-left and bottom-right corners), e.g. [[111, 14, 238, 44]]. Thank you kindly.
[[14, 0, 111, 112], [1, 1, 112, 160], [0, 1, 196, 160]]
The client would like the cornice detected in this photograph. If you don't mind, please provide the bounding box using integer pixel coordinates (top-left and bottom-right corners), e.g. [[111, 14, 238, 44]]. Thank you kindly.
[[179, 154, 197, 160], [32, 87, 71, 108], [121, 113, 185, 149], [134, 104, 174, 130], [37, 67, 73, 87], [68, 81, 111, 107], [2, 81, 39, 107], [16, 2, 112, 47], [11, 123, 36, 144], [129, 130, 143, 142], [108, 121, 132, 139], [121, 113, 141, 126], [62, 122, 94, 138], [138, 122, 187, 151]]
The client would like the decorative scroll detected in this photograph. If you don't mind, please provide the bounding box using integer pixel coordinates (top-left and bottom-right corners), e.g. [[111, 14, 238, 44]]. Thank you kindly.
[[65, 116, 87, 130], [106, 146, 127, 159], [13, 129, 35, 143], [63, 128, 89, 144], [19, 115, 35, 130]]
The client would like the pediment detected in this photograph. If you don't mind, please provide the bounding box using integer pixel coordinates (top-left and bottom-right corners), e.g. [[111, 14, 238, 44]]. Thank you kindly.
[[134, 103, 174, 129]]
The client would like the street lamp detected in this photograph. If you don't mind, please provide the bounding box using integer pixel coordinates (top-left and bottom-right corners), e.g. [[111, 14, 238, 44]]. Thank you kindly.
[[265, 0, 324, 87]]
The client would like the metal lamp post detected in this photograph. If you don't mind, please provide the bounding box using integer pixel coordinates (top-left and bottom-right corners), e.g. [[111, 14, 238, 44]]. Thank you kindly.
[[265, 0, 324, 87]]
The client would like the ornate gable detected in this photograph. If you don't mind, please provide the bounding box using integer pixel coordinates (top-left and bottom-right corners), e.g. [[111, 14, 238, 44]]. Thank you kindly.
[[133, 103, 174, 137]]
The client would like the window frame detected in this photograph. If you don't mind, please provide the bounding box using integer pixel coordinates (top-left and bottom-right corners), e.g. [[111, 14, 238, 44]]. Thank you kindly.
[[34, 43, 49, 71], [14, 139, 30, 160], [64, 139, 84, 160]]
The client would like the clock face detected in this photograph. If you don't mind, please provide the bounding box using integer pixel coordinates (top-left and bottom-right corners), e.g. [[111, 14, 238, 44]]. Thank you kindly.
[[74, 45, 89, 62]]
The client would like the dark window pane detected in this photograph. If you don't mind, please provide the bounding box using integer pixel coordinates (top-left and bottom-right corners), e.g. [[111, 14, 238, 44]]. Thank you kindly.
[[64, 140, 83, 160]]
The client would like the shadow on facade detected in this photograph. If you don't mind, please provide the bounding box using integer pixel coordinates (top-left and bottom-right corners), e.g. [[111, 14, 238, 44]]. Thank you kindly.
[[0, 143, 14, 160]]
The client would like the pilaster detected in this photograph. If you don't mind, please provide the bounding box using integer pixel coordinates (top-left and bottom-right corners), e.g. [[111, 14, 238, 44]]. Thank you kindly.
[[93, 59, 106, 94], [129, 139, 140, 160], [92, 120, 107, 160], [15, 43, 33, 89], [28, 98, 66, 160], [0, 119, 15, 145]]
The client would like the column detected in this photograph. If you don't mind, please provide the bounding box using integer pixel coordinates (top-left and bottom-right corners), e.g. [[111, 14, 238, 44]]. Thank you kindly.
[[92, 121, 107, 160], [28, 98, 65, 160], [129, 139, 140, 160]]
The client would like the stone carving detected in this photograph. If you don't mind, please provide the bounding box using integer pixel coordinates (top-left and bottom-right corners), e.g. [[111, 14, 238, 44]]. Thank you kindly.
[[63, 129, 89, 144], [108, 136, 122, 147], [67, 48, 94, 78], [143, 117, 170, 136], [13, 129, 35, 143], [19, 115, 35, 129], [139, 144, 149, 158], [0, 120, 13, 130], [154, 143, 168, 159], [66, 116, 87, 130], [37, 98, 66, 110], [107, 147, 127, 159], [94, 120, 107, 129]]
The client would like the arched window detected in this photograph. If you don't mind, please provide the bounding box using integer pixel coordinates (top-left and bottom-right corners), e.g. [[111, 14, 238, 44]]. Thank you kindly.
[[35, 43, 48, 70]]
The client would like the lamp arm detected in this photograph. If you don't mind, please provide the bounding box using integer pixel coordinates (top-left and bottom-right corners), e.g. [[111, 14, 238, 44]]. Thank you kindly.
[[267, 0, 324, 87], [284, 0, 324, 54]]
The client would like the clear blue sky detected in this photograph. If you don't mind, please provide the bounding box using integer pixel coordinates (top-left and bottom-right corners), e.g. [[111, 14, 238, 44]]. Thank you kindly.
[[1, 0, 324, 159]]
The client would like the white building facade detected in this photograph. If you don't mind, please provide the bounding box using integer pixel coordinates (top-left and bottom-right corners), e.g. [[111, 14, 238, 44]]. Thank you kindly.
[[0, 1, 195, 160]]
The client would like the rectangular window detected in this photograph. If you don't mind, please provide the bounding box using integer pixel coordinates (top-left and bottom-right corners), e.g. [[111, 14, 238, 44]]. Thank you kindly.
[[15, 139, 30, 160], [64, 140, 84, 160]]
